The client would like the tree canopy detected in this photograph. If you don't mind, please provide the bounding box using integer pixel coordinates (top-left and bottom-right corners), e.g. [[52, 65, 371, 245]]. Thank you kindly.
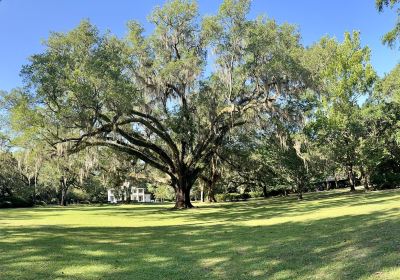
[[19, 0, 311, 208]]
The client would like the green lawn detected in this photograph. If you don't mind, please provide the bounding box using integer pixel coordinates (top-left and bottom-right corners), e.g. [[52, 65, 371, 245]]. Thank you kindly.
[[1, 189, 400, 280]]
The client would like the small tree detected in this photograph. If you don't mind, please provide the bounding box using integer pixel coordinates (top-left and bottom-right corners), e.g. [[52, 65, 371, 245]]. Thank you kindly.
[[153, 185, 175, 203]]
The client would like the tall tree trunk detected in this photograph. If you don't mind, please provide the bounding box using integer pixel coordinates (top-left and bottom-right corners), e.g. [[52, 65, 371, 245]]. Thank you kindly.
[[61, 189, 67, 206], [173, 172, 195, 209], [59, 177, 68, 206], [364, 171, 371, 191], [199, 155, 219, 203], [59, 178, 64, 206], [262, 184, 268, 198], [33, 173, 37, 205], [126, 186, 132, 203], [360, 166, 371, 191], [297, 184, 303, 200], [348, 166, 356, 191], [297, 177, 305, 200], [174, 186, 194, 208], [184, 187, 192, 207], [121, 186, 126, 203], [297, 192, 303, 200], [199, 177, 217, 203], [207, 179, 217, 202], [208, 155, 219, 202], [363, 175, 370, 191], [33, 162, 39, 206], [200, 184, 204, 202], [60, 192, 64, 206]]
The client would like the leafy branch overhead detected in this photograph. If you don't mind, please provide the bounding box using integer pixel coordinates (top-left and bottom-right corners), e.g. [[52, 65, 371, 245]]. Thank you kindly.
[[376, 0, 400, 48]]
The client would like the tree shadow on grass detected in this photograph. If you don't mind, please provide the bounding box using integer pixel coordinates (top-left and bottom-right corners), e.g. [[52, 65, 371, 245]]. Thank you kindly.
[[146, 189, 400, 225], [1, 207, 399, 280], [0, 204, 171, 222]]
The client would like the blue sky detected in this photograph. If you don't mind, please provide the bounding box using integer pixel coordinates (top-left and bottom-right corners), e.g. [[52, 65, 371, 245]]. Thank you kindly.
[[1, 0, 399, 92]]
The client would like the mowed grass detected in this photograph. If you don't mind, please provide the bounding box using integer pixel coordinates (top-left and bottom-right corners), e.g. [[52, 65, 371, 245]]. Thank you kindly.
[[1, 189, 400, 280]]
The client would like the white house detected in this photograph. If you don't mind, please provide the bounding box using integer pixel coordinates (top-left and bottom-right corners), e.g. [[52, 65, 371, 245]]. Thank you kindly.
[[108, 181, 152, 203]]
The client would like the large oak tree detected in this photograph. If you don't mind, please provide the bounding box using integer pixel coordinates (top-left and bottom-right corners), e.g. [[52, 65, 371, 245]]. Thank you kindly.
[[21, 0, 309, 208]]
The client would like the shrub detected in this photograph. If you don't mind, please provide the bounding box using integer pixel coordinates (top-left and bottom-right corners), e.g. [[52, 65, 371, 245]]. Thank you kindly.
[[249, 191, 263, 198], [215, 193, 227, 202], [0, 196, 33, 208], [36, 201, 47, 206], [80, 200, 91, 204], [90, 195, 107, 204], [228, 193, 240, 201], [11, 196, 33, 207], [372, 172, 400, 189], [0, 200, 12, 208], [216, 193, 246, 202], [69, 189, 89, 201]]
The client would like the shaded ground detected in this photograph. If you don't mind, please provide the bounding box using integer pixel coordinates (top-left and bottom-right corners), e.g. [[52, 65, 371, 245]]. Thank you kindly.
[[1, 189, 400, 279]]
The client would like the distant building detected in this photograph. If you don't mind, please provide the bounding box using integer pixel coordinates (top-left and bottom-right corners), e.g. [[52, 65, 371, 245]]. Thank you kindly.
[[108, 181, 152, 203], [313, 176, 360, 191]]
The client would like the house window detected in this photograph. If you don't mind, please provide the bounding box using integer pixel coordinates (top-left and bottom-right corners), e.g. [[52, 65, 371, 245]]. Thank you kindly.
[[138, 196, 143, 202]]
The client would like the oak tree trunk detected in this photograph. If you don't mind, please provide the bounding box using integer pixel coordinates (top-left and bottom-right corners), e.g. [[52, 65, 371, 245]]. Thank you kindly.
[[33, 174, 37, 205], [297, 192, 303, 200], [364, 173, 371, 191], [207, 179, 217, 203], [59, 177, 69, 206], [348, 166, 356, 192], [262, 184, 268, 198], [174, 186, 194, 209], [296, 178, 305, 200], [207, 155, 219, 202], [297, 185, 304, 200], [60, 190, 67, 206], [360, 166, 371, 191], [173, 172, 195, 209]]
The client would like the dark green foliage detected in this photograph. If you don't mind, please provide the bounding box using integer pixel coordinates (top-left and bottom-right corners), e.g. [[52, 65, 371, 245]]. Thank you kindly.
[[0, 196, 33, 208], [371, 159, 400, 189], [215, 192, 250, 202]]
